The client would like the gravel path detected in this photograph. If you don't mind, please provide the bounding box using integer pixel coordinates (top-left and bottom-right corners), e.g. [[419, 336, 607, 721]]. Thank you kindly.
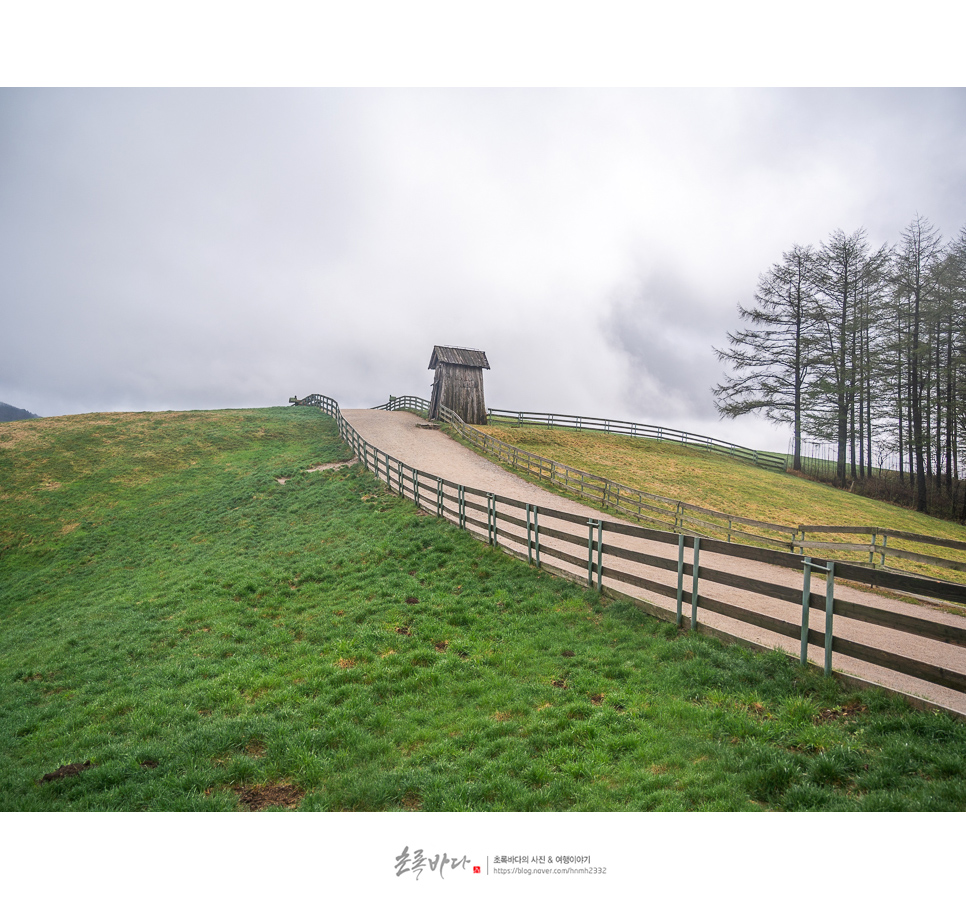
[[342, 408, 966, 716]]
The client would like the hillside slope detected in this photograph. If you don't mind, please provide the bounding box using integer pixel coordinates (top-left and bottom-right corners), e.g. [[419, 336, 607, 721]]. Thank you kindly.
[[3, 407, 966, 811]]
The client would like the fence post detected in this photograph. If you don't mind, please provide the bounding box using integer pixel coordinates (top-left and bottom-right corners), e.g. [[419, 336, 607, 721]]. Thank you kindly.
[[880, 533, 888, 568], [458, 485, 465, 529], [488, 494, 497, 546], [436, 479, 443, 517], [397, 460, 403, 495], [824, 562, 835, 676], [869, 530, 877, 567], [534, 507, 541, 567], [413, 468, 419, 508], [587, 520, 598, 587], [801, 557, 812, 666], [676, 534, 685, 627], [526, 504, 534, 564], [596, 520, 603, 589], [691, 537, 701, 629]]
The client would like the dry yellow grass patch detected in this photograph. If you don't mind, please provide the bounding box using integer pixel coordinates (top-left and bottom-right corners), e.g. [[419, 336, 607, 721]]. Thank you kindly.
[[479, 423, 966, 546]]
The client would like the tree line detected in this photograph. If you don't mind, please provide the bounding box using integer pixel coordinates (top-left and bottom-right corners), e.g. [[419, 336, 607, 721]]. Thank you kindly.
[[714, 216, 966, 516]]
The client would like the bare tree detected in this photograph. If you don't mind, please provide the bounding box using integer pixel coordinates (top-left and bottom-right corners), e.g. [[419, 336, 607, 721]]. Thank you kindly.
[[714, 244, 819, 470], [894, 215, 943, 511], [809, 228, 890, 487]]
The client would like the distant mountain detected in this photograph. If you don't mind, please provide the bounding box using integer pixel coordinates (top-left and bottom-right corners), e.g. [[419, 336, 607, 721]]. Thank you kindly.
[[0, 402, 40, 422]]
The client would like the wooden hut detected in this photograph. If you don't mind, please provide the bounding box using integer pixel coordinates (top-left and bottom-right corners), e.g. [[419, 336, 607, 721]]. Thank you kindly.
[[428, 345, 490, 425]]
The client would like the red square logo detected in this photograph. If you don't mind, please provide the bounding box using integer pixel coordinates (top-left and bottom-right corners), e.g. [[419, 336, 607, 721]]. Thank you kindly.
[[473, 866, 481, 874]]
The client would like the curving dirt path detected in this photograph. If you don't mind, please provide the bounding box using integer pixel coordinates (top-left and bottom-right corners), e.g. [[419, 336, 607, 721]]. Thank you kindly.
[[342, 408, 966, 717]]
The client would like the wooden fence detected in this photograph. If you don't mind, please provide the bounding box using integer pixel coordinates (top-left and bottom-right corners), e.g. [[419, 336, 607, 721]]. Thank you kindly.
[[487, 406, 788, 473], [291, 393, 966, 715], [372, 395, 966, 583]]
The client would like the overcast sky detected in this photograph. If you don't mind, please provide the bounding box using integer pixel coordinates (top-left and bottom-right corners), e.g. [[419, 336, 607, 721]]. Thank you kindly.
[[3, 86, 965, 451]]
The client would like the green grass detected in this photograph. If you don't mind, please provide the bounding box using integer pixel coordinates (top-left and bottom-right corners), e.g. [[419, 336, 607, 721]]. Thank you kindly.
[[2, 407, 966, 810]]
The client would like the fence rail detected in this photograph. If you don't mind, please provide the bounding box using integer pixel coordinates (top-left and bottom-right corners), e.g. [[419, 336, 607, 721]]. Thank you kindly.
[[290, 393, 966, 716], [487, 407, 788, 473]]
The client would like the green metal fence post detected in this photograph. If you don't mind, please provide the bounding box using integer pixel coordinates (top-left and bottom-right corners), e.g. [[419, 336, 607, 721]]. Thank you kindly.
[[596, 520, 603, 589], [824, 561, 835, 676], [526, 504, 534, 564], [587, 520, 595, 587], [801, 557, 812, 666], [675, 534, 685, 626], [691, 537, 701, 630], [534, 507, 541, 568]]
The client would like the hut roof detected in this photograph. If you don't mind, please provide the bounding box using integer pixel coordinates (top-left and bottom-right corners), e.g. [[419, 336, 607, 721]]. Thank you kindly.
[[428, 345, 490, 370]]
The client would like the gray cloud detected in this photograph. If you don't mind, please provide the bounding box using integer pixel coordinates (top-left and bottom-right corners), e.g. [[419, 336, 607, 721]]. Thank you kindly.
[[603, 269, 722, 424], [2, 88, 964, 450]]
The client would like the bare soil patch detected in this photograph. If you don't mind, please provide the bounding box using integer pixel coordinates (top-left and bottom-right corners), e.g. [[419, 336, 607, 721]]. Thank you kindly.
[[39, 761, 92, 784], [306, 459, 358, 472], [235, 782, 304, 811], [814, 701, 868, 724], [277, 458, 358, 483]]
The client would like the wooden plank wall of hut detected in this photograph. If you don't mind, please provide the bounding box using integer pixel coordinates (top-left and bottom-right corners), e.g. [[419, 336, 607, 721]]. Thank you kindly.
[[431, 364, 487, 425]]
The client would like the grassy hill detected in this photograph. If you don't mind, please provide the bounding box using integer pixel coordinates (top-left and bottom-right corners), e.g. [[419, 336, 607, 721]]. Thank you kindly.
[[3, 407, 966, 811]]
